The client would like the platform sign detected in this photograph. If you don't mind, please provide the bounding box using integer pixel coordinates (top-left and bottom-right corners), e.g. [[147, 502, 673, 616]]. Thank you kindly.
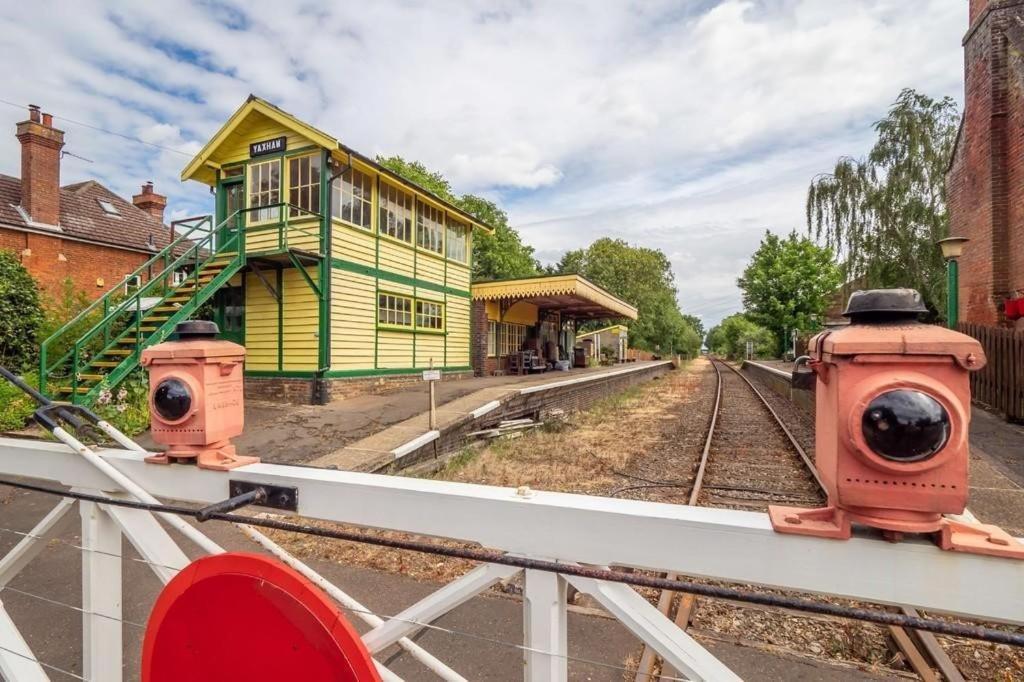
[[142, 553, 380, 682], [422, 369, 441, 382]]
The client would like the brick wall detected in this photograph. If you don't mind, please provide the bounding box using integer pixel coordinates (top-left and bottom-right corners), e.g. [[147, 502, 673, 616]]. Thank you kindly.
[[471, 300, 488, 376], [0, 228, 150, 303], [948, 0, 1024, 327]]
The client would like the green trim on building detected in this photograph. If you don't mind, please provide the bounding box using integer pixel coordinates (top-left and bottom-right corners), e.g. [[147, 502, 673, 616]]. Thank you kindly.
[[330, 257, 470, 298]]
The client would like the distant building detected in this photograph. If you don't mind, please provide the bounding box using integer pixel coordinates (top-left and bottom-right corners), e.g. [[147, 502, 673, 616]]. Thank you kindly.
[[1, 105, 173, 301], [947, 0, 1024, 327]]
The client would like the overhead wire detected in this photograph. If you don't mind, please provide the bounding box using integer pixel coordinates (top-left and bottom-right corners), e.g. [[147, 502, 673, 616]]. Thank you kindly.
[[0, 96, 194, 157]]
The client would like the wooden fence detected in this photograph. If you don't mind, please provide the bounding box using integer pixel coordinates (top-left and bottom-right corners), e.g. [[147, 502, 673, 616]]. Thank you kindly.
[[958, 322, 1024, 422]]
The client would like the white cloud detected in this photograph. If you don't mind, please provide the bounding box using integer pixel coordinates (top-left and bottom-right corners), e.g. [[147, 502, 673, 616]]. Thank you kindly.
[[0, 0, 967, 328]]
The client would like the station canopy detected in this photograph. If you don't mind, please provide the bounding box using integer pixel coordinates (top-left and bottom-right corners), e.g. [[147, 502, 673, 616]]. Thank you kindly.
[[471, 274, 638, 320]]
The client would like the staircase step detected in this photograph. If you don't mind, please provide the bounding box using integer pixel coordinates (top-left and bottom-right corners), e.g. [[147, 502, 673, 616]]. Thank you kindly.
[[58, 386, 92, 394], [77, 374, 104, 382], [90, 361, 119, 368], [165, 296, 192, 303], [153, 306, 181, 313], [144, 315, 170, 322], [102, 349, 133, 356]]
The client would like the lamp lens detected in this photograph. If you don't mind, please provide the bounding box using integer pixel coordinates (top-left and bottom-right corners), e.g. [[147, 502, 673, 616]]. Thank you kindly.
[[153, 378, 192, 421], [862, 390, 950, 462]]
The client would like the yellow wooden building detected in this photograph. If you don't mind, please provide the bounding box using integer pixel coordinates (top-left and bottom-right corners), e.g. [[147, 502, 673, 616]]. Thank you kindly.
[[179, 96, 493, 400]]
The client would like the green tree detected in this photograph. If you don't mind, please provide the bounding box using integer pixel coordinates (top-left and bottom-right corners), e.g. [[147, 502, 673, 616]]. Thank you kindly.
[[705, 314, 775, 360], [806, 89, 959, 318], [737, 231, 841, 355], [0, 250, 43, 370], [554, 238, 699, 354], [681, 314, 705, 341], [375, 155, 540, 280]]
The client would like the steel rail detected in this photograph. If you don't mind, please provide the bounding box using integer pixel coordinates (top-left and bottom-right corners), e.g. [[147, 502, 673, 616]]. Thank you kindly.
[[718, 358, 962, 682], [0, 476, 1019, 648]]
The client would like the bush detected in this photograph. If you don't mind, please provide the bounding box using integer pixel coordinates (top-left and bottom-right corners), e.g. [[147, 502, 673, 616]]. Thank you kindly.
[[0, 370, 43, 432], [93, 370, 150, 436], [0, 250, 44, 371], [706, 314, 776, 360]]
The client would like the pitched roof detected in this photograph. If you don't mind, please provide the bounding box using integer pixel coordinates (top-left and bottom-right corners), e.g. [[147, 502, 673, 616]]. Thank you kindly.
[[0, 174, 174, 253], [182, 95, 495, 233]]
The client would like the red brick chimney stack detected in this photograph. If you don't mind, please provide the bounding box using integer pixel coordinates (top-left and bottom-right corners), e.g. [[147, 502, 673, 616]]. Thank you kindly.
[[969, 0, 989, 25], [132, 181, 167, 221], [16, 104, 65, 227]]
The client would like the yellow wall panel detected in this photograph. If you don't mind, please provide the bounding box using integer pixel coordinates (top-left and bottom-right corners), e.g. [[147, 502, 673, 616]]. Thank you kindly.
[[483, 301, 537, 325], [281, 266, 319, 371], [378, 240, 415, 278], [217, 115, 315, 166], [416, 334, 445, 367], [331, 270, 375, 369], [446, 263, 470, 291], [244, 272, 279, 371], [377, 331, 414, 369], [417, 254, 445, 285], [332, 223, 376, 266], [445, 296, 471, 366]]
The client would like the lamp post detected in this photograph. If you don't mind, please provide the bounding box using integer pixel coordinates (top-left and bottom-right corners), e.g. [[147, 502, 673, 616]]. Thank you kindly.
[[937, 236, 969, 329]]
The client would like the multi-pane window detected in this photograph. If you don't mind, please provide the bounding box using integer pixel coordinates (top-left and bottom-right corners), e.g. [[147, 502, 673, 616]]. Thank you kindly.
[[446, 218, 468, 262], [499, 323, 528, 357], [331, 168, 372, 228], [416, 201, 444, 254], [378, 294, 413, 327], [248, 159, 280, 223], [288, 154, 321, 217], [416, 301, 444, 330], [487, 321, 497, 357], [379, 182, 413, 242]]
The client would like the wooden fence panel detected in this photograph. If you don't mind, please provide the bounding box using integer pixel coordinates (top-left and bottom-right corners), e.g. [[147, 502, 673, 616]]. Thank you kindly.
[[958, 322, 1024, 421]]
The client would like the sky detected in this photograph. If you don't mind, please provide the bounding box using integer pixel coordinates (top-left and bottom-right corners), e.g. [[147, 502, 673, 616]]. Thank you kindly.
[[0, 0, 968, 329]]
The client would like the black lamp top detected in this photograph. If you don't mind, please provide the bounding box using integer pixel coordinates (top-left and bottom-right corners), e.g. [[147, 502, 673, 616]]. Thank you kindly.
[[842, 288, 928, 323], [174, 320, 220, 339]]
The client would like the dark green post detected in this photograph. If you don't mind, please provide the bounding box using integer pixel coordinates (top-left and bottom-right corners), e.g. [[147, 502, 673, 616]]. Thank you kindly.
[[946, 258, 959, 329]]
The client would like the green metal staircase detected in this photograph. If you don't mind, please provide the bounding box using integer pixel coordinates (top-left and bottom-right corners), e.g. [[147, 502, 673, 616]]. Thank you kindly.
[[40, 214, 246, 404]]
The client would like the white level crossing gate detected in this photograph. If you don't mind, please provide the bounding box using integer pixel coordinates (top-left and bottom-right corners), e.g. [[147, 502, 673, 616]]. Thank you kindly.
[[0, 435, 1021, 681]]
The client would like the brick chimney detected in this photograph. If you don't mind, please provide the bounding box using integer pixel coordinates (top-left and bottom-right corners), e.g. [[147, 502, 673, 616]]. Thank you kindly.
[[16, 105, 65, 226], [969, 0, 989, 26], [132, 181, 167, 221]]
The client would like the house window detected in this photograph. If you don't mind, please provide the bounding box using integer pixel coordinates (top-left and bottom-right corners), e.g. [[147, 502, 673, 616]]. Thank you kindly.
[[416, 300, 444, 330], [331, 168, 372, 229], [124, 274, 142, 295], [288, 154, 321, 217], [378, 293, 413, 327], [249, 159, 280, 223], [379, 182, 413, 242], [98, 199, 120, 216], [416, 201, 444, 254], [487, 320, 497, 357], [446, 218, 468, 262], [499, 323, 528, 357]]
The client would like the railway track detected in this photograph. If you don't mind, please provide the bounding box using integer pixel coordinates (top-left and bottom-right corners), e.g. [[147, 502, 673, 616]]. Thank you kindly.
[[632, 358, 963, 682]]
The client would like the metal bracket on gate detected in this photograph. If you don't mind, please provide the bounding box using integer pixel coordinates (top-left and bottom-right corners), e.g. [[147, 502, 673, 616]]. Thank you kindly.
[[229, 480, 298, 512]]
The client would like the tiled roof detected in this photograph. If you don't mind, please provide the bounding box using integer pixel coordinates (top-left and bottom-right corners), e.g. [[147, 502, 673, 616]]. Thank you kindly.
[[0, 174, 174, 253]]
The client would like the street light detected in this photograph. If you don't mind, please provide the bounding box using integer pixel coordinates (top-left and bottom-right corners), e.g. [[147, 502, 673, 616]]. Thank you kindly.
[[936, 236, 969, 328]]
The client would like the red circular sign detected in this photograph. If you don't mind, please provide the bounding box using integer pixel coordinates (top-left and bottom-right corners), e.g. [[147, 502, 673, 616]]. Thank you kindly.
[[142, 553, 380, 681]]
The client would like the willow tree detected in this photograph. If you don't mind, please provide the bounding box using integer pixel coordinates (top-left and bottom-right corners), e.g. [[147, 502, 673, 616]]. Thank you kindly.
[[806, 89, 959, 318]]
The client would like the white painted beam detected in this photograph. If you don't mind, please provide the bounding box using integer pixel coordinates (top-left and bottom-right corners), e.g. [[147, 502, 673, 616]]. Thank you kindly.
[[0, 438, 1021, 624], [80, 501, 122, 682], [565, 574, 739, 682], [523, 569, 568, 682], [0, 603, 48, 682], [0, 498, 74, 589]]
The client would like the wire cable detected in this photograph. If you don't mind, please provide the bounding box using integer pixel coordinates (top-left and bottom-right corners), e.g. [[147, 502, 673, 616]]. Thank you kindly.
[[0, 477, 1020, 647], [0, 97, 193, 157]]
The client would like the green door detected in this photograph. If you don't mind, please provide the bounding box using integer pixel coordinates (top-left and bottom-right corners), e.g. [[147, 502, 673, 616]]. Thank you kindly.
[[216, 173, 245, 251], [213, 285, 245, 345]]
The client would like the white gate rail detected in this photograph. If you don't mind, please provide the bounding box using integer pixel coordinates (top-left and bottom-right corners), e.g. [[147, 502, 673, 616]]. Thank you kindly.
[[0, 436, 1021, 681]]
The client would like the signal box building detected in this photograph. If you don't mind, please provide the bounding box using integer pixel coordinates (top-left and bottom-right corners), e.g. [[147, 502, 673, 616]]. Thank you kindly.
[[178, 96, 493, 401]]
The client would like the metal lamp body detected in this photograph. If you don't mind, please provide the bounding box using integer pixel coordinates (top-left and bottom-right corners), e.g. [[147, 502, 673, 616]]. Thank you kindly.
[[141, 331, 257, 471]]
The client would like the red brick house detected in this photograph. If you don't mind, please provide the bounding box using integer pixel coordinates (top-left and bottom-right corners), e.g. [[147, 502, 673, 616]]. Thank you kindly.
[[0, 105, 175, 302], [947, 0, 1024, 327]]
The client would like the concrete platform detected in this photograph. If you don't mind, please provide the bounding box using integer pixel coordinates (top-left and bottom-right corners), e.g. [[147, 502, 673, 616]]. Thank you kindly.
[[135, 361, 670, 468], [311, 360, 674, 472]]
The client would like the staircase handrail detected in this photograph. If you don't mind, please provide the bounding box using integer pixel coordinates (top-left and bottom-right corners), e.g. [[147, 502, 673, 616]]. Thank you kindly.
[[38, 211, 243, 392]]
